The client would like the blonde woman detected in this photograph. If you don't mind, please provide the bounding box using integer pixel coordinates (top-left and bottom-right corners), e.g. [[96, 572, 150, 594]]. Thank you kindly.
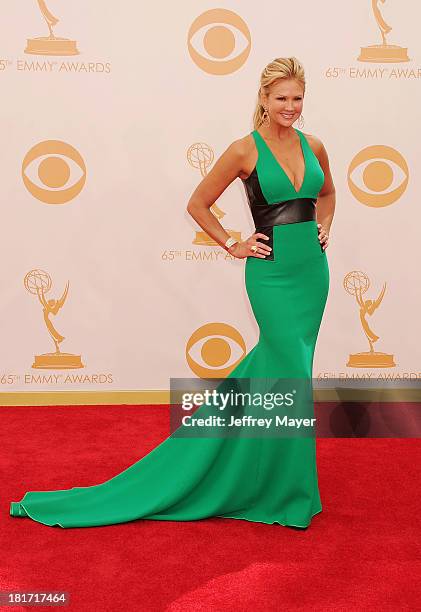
[[10, 57, 335, 529]]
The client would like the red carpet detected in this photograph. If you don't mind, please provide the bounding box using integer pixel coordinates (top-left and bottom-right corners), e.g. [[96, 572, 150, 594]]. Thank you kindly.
[[1, 405, 420, 611]]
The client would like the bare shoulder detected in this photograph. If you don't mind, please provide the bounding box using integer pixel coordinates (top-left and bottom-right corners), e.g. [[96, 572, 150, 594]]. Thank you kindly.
[[227, 133, 257, 179], [203, 134, 254, 180], [228, 133, 255, 158], [186, 133, 255, 207]]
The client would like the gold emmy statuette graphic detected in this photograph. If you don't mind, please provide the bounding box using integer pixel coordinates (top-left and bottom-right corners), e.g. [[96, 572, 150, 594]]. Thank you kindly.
[[358, 0, 409, 63], [343, 271, 395, 368], [24, 269, 84, 369], [187, 143, 241, 246], [25, 0, 79, 56]]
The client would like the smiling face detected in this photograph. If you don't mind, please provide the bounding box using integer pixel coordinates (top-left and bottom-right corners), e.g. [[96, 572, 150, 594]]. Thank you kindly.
[[261, 78, 305, 126]]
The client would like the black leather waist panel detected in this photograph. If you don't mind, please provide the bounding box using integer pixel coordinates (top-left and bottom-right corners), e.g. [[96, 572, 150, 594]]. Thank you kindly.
[[251, 197, 316, 228]]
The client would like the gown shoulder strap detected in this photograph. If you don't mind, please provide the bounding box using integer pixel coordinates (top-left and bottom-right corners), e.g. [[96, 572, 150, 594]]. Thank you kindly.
[[295, 128, 311, 153], [251, 129, 272, 165]]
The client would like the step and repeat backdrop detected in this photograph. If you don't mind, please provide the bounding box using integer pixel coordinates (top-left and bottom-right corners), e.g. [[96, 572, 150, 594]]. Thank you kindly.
[[0, 1, 420, 403]]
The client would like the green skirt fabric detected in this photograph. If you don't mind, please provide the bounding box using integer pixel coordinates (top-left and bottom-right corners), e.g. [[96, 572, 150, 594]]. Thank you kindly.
[[10, 220, 329, 528]]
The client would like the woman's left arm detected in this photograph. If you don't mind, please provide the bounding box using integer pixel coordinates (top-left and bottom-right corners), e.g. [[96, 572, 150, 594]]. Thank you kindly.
[[312, 136, 336, 250]]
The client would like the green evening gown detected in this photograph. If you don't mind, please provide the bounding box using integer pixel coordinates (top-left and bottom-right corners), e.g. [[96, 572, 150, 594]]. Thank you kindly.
[[10, 128, 329, 528]]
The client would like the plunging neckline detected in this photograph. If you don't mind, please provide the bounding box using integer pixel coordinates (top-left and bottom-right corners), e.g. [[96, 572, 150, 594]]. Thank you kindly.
[[254, 128, 307, 195]]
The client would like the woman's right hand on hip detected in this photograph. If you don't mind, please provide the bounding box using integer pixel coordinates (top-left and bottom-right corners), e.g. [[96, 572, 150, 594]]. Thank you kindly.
[[229, 233, 271, 259]]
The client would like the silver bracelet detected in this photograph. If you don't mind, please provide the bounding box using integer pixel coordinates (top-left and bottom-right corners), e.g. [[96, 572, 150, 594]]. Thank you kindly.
[[224, 237, 238, 251]]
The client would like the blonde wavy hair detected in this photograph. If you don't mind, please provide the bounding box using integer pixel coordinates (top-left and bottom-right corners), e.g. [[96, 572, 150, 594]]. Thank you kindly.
[[252, 57, 306, 130]]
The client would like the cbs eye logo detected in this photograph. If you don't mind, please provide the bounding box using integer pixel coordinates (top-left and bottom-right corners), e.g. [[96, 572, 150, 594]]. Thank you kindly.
[[22, 140, 86, 205], [186, 322, 246, 378], [347, 145, 409, 207], [187, 9, 251, 75]]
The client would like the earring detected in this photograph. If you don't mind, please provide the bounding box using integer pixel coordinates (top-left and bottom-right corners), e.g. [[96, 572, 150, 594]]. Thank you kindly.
[[262, 107, 270, 127], [297, 114, 305, 129]]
